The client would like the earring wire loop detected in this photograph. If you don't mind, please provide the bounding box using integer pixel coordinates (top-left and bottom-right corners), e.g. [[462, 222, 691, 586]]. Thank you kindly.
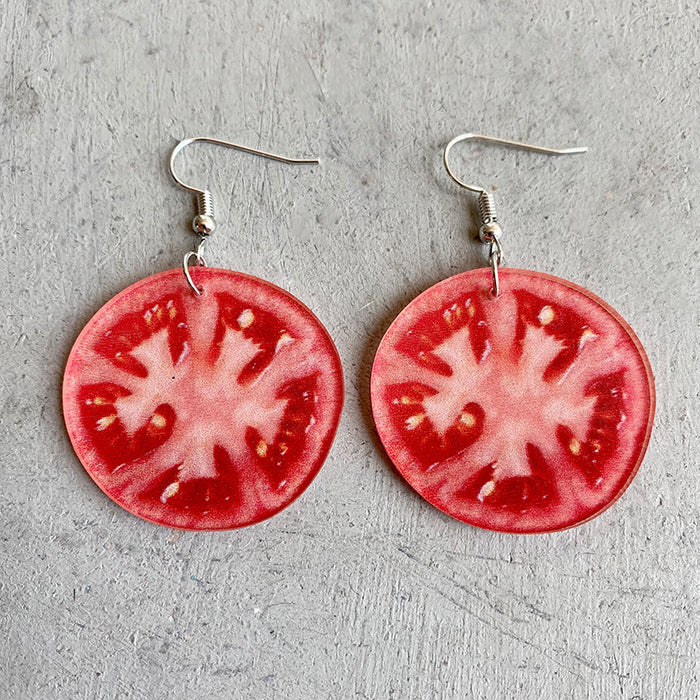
[[170, 137, 319, 296], [443, 132, 587, 297]]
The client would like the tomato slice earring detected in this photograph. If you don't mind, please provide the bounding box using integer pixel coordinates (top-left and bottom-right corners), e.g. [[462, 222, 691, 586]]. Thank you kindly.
[[63, 138, 343, 530], [370, 134, 655, 533]]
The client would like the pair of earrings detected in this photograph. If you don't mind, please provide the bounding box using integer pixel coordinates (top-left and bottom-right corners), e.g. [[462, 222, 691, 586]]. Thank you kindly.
[[63, 134, 655, 534]]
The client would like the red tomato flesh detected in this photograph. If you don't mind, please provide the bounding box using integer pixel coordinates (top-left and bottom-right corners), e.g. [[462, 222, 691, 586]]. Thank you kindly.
[[63, 268, 344, 530], [371, 268, 654, 533]]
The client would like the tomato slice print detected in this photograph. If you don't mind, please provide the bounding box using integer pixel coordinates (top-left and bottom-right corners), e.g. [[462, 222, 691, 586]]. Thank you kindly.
[[371, 268, 654, 533], [63, 268, 343, 530]]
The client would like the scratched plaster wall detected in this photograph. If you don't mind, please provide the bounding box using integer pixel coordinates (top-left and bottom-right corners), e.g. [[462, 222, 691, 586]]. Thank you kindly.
[[0, 1, 698, 698]]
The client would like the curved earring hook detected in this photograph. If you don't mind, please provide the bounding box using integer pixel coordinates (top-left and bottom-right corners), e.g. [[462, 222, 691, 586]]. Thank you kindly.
[[171, 137, 319, 296], [443, 133, 587, 194], [169, 136, 320, 196], [443, 132, 587, 298]]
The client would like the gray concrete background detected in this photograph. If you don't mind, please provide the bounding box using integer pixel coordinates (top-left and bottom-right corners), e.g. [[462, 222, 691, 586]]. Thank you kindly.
[[1, 1, 698, 698]]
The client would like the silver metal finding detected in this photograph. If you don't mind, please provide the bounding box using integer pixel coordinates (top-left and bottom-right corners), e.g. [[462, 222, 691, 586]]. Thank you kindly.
[[183, 249, 206, 296], [443, 133, 588, 297], [169, 137, 319, 295], [182, 234, 208, 295], [489, 238, 503, 297]]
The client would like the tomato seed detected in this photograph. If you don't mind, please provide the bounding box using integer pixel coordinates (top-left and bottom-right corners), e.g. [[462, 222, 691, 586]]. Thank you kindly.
[[96, 415, 116, 430], [238, 309, 255, 328], [538, 305, 555, 325], [405, 414, 425, 430]]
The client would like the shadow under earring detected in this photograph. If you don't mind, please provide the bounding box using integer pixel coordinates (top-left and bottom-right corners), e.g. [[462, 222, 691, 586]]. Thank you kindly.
[[370, 133, 654, 533], [63, 138, 344, 530]]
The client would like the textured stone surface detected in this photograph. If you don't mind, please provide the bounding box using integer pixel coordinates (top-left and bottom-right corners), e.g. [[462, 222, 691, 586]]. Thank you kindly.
[[1, 1, 697, 698]]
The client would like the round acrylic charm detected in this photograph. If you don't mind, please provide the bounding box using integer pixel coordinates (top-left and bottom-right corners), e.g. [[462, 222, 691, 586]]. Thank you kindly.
[[63, 268, 344, 530], [371, 268, 655, 533]]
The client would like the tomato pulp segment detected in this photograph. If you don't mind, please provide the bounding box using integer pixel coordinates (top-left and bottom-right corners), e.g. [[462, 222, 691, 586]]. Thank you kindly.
[[370, 268, 654, 533], [63, 268, 344, 530]]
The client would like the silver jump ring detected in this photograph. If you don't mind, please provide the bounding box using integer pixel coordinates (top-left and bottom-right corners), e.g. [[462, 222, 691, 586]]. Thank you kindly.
[[183, 250, 207, 295], [489, 238, 503, 298]]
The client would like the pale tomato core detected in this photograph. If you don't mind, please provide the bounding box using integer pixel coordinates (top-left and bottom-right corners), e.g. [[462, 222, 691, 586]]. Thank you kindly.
[[371, 268, 655, 533], [63, 268, 343, 530]]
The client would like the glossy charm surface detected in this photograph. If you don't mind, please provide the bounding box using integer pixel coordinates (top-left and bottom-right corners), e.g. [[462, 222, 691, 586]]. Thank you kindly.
[[63, 268, 344, 530], [371, 268, 654, 533]]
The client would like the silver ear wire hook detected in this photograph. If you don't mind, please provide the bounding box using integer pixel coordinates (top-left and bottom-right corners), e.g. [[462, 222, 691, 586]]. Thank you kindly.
[[443, 133, 587, 297], [169, 137, 319, 295]]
